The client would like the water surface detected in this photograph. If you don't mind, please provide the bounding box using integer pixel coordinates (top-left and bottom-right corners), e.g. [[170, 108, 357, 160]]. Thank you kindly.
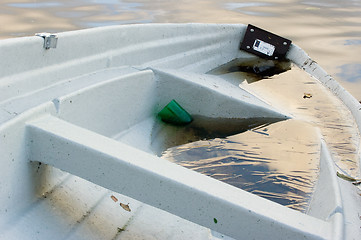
[[160, 118, 320, 212]]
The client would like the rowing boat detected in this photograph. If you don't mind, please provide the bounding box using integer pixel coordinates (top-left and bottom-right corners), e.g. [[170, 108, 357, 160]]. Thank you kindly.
[[0, 23, 360, 239]]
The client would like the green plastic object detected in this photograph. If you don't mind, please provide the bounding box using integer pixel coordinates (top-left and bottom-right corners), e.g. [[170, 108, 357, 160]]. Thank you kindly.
[[158, 99, 193, 125]]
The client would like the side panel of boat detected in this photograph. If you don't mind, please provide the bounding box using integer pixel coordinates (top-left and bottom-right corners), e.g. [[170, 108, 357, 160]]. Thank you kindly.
[[0, 24, 246, 105], [54, 70, 157, 138], [151, 68, 289, 119], [0, 103, 62, 228]]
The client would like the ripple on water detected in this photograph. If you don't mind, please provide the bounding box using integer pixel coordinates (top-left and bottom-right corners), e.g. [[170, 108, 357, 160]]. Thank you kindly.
[[160, 118, 320, 212]]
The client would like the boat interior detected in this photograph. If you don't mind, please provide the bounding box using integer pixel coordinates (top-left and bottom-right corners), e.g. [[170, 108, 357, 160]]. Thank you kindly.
[[0, 24, 360, 239]]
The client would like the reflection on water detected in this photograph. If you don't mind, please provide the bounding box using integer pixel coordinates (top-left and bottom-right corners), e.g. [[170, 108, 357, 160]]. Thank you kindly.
[[7, 2, 63, 8], [161, 119, 319, 212], [344, 40, 361, 46], [224, 2, 275, 16], [236, 63, 360, 177], [337, 64, 361, 83], [301, 0, 361, 8]]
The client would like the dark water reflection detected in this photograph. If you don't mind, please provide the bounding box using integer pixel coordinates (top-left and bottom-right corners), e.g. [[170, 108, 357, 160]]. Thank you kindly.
[[161, 119, 320, 212], [208, 58, 292, 82]]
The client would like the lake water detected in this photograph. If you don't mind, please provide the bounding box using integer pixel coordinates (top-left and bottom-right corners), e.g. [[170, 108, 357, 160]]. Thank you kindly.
[[1, 0, 360, 212]]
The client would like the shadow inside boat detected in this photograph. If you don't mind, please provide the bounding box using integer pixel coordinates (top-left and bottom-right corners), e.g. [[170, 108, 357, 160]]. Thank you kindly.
[[208, 57, 291, 84]]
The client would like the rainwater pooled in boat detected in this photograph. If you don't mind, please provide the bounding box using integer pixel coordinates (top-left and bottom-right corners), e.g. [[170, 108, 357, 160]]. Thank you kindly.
[[154, 76, 318, 212]]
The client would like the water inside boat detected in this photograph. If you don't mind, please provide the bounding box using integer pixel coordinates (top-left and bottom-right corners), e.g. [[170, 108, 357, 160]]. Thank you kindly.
[[156, 57, 359, 212], [160, 118, 319, 212], [152, 116, 283, 155]]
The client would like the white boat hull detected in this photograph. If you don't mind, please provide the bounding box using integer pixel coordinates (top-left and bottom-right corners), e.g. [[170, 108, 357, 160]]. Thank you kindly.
[[0, 24, 360, 240]]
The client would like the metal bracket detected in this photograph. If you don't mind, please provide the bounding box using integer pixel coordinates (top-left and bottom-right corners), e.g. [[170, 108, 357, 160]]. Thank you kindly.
[[240, 24, 292, 60], [35, 32, 58, 49]]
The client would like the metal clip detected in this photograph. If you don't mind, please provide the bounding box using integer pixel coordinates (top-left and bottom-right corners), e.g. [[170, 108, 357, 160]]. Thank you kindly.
[[35, 33, 58, 49]]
